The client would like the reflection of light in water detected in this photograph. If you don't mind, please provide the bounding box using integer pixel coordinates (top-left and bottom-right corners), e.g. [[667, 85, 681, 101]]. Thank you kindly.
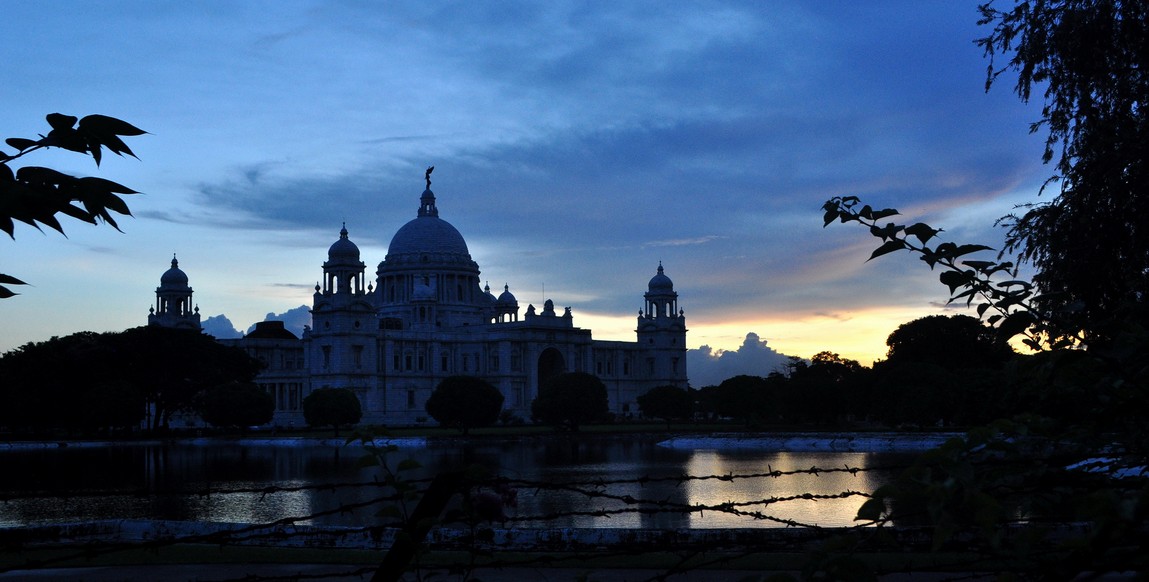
[[187, 480, 314, 525], [685, 451, 880, 528]]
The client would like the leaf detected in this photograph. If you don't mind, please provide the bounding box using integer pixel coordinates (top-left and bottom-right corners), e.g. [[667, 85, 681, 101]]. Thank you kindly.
[[5, 137, 37, 151], [995, 280, 1032, 290], [867, 240, 905, 261], [823, 209, 839, 227], [870, 208, 899, 220], [79, 114, 147, 137], [45, 113, 78, 131], [855, 497, 885, 521], [939, 270, 973, 294], [904, 222, 941, 243], [997, 311, 1035, 340], [952, 244, 994, 258], [962, 260, 997, 271], [0, 285, 17, 299], [0, 274, 27, 286]]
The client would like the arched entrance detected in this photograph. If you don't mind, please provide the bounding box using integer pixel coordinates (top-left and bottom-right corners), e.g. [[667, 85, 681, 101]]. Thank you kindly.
[[537, 348, 565, 389]]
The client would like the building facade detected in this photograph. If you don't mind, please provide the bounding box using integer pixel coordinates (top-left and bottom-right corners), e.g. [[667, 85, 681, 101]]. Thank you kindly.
[[154, 178, 689, 427]]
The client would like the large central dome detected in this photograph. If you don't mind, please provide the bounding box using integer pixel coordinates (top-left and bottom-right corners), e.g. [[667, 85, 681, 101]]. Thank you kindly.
[[381, 186, 476, 271], [388, 211, 470, 256]]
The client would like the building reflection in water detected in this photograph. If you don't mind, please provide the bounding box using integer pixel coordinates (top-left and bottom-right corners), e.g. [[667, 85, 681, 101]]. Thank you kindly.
[[0, 440, 910, 529]]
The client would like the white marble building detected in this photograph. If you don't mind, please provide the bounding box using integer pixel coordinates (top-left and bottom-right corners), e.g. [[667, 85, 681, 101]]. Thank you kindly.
[[154, 176, 689, 427]]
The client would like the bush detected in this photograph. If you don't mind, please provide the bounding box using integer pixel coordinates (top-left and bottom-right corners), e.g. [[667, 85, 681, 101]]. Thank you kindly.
[[302, 388, 362, 435], [425, 376, 504, 435], [531, 372, 608, 431]]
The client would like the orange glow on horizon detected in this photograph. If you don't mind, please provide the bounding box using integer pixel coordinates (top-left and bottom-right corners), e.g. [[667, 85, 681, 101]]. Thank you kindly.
[[577, 305, 961, 367]]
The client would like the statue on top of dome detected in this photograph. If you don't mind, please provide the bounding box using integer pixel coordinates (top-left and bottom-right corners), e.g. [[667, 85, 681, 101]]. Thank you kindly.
[[425, 165, 434, 189]]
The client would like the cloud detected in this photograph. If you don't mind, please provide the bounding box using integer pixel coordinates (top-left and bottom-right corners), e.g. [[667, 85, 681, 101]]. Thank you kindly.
[[687, 332, 795, 388], [202, 314, 241, 339]]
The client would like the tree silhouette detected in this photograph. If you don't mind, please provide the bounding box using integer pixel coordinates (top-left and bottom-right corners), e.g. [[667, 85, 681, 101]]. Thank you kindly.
[[302, 388, 362, 436], [425, 376, 504, 435], [636, 385, 693, 427], [199, 382, 275, 429], [531, 372, 608, 432]]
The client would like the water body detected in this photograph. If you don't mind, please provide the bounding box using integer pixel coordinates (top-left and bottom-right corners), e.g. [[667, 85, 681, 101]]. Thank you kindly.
[[0, 435, 926, 529]]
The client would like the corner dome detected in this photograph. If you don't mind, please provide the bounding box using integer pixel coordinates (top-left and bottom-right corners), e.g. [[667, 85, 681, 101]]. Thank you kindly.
[[327, 224, 361, 263], [648, 263, 674, 292], [498, 284, 517, 305], [160, 256, 189, 287]]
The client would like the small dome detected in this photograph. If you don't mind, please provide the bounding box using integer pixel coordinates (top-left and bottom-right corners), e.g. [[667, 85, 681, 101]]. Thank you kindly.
[[327, 224, 361, 263], [648, 263, 673, 292], [160, 256, 189, 287], [498, 284, 517, 305]]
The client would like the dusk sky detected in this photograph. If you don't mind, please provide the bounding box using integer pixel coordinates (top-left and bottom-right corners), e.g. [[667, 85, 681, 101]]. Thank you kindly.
[[1, 2, 1048, 378]]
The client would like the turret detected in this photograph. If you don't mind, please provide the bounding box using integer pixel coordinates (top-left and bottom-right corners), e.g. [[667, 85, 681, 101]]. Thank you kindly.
[[148, 255, 201, 330]]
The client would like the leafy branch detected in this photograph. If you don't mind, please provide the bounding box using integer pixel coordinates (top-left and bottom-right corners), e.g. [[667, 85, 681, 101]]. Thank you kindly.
[[821, 195, 1081, 351], [0, 113, 146, 298]]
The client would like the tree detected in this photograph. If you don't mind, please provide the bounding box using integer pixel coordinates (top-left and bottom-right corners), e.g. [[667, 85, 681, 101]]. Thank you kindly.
[[424, 376, 504, 435], [199, 382, 275, 429], [978, 1, 1149, 341], [785, 352, 867, 425], [0, 327, 259, 433], [883, 314, 1013, 370], [820, 2, 1149, 563], [530, 372, 608, 431], [1, 113, 146, 297], [114, 326, 263, 431], [636, 385, 693, 427], [711, 375, 772, 426], [303, 388, 362, 435]]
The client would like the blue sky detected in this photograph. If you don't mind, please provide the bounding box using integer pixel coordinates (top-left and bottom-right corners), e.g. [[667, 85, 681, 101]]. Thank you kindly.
[[0, 2, 1048, 376]]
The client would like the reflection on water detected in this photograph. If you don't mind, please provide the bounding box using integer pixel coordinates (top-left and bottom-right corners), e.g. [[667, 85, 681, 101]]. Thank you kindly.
[[685, 451, 882, 528], [0, 437, 913, 529]]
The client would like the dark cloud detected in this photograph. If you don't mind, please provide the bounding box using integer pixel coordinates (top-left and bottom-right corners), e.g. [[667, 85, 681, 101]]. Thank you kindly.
[[202, 314, 241, 339]]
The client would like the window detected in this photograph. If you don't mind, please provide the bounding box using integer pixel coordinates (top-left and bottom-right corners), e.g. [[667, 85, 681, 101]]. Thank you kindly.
[[417, 354, 425, 371], [672, 357, 679, 373], [322, 346, 331, 369], [462, 355, 469, 372], [353, 345, 364, 369], [490, 354, 499, 371], [407, 390, 416, 409], [405, 354, 413, 371], [441, 354, 449, 372], [393, 354, 401, 371]]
